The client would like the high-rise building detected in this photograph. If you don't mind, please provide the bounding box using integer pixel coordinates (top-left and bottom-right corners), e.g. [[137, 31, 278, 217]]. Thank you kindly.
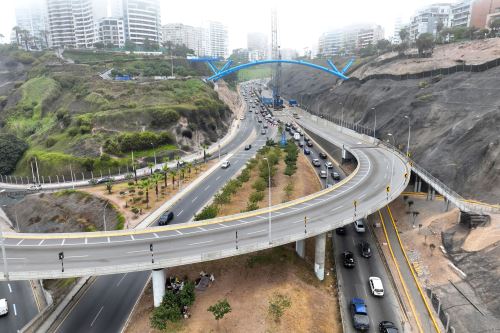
[[318, 24, 384, 57], [409, 3, 452, 41], [392, 17, 404, 44], [161, 23, 204, 55], [47, 0, 95, 48], [470, 0, 500, 28], [123, 0, 161, 46], [205, 21, 228, 58], [247, 32, 268, 59], [15, 0, 50, 49], [451, 0, 473, 27], [94, 17, 125, 48]]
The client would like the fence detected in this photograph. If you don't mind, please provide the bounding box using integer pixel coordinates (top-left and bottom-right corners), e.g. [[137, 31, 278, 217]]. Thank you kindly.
[[426, 288, 456, 333]]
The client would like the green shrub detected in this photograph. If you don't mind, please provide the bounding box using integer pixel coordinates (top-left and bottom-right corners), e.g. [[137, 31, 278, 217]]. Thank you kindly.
[[67, 127, 79, 137], [213, 191, 230, 205], [149, 108, 180, 127], [194, 204, 219, 221], [45, 136, 57, 148], [246, 202, 259, 211], [0, 134, 29, 174], [104, 131, 175, 154], [116, 213, 125, 230], [237, 169, 251, 183], [249, 191, 264, 203], [131, 207, 140, 214], [268, 293, 291, 322], [252, 178, 266, 192]]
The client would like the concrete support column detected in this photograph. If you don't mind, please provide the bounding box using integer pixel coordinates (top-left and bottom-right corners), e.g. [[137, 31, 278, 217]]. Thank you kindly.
[[427, 186, 431, 200], [152, 268, 166, 307], [417, 179, 423, 193], [444, 198, 450, 212], [314, 233, 326, 281], [431, 188, 435, 200], [295, 239, 305, 259], [413, 175, 419, 192]]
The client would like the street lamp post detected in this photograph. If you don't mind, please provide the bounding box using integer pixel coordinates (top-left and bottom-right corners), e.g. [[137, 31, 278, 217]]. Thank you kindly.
[[387, 133, 396, 194], [150, 143, 157, 166], [0, 227, 8, 280], [404, 115, 411, 157], [103, 201, 109, 232], [339, 102, 344, 129], [263, 158, 272, 245], [372, 107, 376, 138]]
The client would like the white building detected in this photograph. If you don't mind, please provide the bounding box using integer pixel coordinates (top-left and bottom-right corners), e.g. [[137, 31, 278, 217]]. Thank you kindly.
[[15, 0, 50, 49], [46, 0, 78, 48], [392, 17, 404, 44], [94, 17, 125, 48], [205, 21, 228, 58], [451, 0, 473, 27], [247, 32, 268, 60], [409, 3, 452, 41], [123, 0, 161, 47], [161, 23, 204, 55], [318, 24, 384, 57]]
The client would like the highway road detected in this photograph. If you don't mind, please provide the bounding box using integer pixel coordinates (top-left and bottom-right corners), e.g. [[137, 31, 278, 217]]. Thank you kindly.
[[0, 281, 38, 332], [52, 84, 271, 333]]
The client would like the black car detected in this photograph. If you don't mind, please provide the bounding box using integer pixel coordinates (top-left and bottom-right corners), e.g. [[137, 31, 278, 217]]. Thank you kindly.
[[343, 251, 356, 268], [158, 211, 174, 226], [304, 137, 310, 142], [306, 141, 313, 147], [244, 144, 252, 150], [298, 141, 304, 148], [359, 241, 372, 258], [319, 152, 327, 159], [304, 148, 311, 155], [285, 126, 290, 132], [336, 226, 346, 235], [331, 172, 341, 181], [379, 321, 399, 333]]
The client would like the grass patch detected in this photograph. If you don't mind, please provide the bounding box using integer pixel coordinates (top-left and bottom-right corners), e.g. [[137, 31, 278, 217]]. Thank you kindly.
[[237, 65, 272, 82], [246, 247, 296, 268]]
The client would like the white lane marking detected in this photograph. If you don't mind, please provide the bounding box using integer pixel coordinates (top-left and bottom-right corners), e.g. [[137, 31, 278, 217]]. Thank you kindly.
[[38, 240, 44, 246], [130, 235, 135, 240], [8, 284, 12, 293], [191, 196, 198, 203], [126, 249, 148, 254], [107, 237, 110, 243], [292, 219, 303, 224], [216, 176, 221, 181], [61, 239, 65, 246], [330, 205, 344, 212], [13, 303, 17, 316], [254, 216, 267, 220], [218, 223, 229, 228], [359, 193, 367, 199], [6, 257, 26, 261], [247, 229, 266, 235], [287, 207, 301, 211], [116, 273, 128, 287], [153, 233, 159, 238], [16, 239, 24, 246], [65, 255, 89, 259], [188, 240, 213, 246], [90, 306, 104, 327], [177, 210, 184, 217], [175, 230, 183, 235], [204, 185, 210, 191], [198, 227, 207, 231], [85, 238, 88, 244]]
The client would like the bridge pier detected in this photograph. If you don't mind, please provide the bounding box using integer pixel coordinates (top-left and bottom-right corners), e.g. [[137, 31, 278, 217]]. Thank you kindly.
[[295, 239, 305, 258], [152, 268, 166, 307], [431, 188, 436, 200], [314, 233, 326, 281], [413, 175, 419, 192], [444, 198, 450, 212]]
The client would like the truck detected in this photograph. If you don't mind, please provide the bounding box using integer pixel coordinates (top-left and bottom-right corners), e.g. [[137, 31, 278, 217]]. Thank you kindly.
[[288, 99, 298, 106], [293, 132, 301, 141]]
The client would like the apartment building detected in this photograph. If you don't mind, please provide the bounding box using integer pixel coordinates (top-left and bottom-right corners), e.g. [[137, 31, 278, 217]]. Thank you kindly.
[[161, 23, 205, 55], [15, 0, 50, 49], [94, 17, 125, 48], [470, 0, 500, 27], [123, 0, 161, 46], [318, 24, 384, 57], [451, 0, 473, 27], [205, 21, 228, 58], [247, 32, 268, 60], [409, 3, 452, 40]]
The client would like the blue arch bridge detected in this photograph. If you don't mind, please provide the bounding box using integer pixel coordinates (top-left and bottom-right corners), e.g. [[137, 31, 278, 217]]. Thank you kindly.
[[188, 57, 354, 81]]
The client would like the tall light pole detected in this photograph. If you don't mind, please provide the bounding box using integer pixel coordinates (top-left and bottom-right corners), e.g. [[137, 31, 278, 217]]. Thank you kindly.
[[339, 102, 344, 129], [263, 158, 272, 245], [404, 115, 411, 157], [150, 143, 157, 166], [387, 133, 396, 192], [0, 228, 9, 280], [103, 200, 109, 232], [372, 107, 376, 138]]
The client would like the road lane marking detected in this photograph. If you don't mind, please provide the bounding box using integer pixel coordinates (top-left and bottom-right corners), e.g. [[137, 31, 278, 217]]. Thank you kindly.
[[65, 255, 89, 259], [153, 233, 159, 238], [130, 235, 135, 240], [191, 196, 198, 203], [175, 230, 183, 235], [218, 223, 229, 228], [116, 273, 128, 287], [90, 306, 104, 327], [38, 240, 45, 246], [359, 193, 367, 199], [13, 303, 17, 316], [177, 210, 184, 217], [198, 227, 207, 231], [8, 284, 12, 293], [247, 229, 266, 235], [216, 176, 221, 181], [204, 185, 210, 191], [330, 206, 343, 212], [126, 250, 148, 254], [188, 240, 213, 246], [85, 238, 88, 244], [6, 257, 26, 260], [61, 239, 65, 246], [107, 237, 110, 243], [16, 239, 24, 246]]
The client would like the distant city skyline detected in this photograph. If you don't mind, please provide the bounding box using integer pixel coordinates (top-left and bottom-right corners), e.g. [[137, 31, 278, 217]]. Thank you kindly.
[[2, 0, 450, 53]]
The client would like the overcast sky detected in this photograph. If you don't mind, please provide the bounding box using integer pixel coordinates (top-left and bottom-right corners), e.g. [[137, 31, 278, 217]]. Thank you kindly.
[[1, 0, 444, 52]]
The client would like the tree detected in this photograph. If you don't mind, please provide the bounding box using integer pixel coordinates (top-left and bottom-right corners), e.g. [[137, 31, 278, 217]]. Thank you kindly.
[[150, 291, 182, 330], [178, 281, 195, 307], [12, 26, 22, 46], [376, 39, 392, 53], [151, 173, 162, 200], [124, 39, 136, 51], [399, 27, 409, 43], [105, 180, 114, 194], [0, 134, 28, 174], [94, 41, 105, 49], [207, 298, 231, 324], [162, 160, 170, 189], [187, 162, 193, 176], [139, 178, 151, 208], [416, 33, 434, 57], [20, 29, 30, 51], [148, 162, 154, 175], [169, 169, 177, 187], [40, 30, 50, 48], [489, 18, 500, 35]]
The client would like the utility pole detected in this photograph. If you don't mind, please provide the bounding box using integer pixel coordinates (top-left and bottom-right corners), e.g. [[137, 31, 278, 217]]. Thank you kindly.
[[263, 158, 272, 245], [103, 201, 109, 232], [0, 228, 9, 280], [372, 107, 376, 138], [34, 157, 41, 184], [404, 115, 411, 157]]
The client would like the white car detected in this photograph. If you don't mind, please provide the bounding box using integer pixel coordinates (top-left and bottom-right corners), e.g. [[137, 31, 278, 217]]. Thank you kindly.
[[27, 184, 42, 191], [320, 170, 327, 178], [369, 277, 384, 296], [325, 161, 333, 169], [0, 298, 8, 316], [354, 219, 366, 233], [240, 116, 245, 120], [221, 161, 230, 169]]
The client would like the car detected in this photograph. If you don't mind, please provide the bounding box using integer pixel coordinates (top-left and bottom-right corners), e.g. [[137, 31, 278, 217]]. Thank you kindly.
[[240, 116, 245, 120], [27, 184, 42, 191], [351, 298, 370, 331], [369, 277, 384, 297], [354, 219, 366, 233], [96, 177, 113, 184], [304, 137, 310, 142], [343, 251, 356, 268], [263, 124, 268, 129], [285, 126, 290, 131], [325, 161, 333, 169], [359, 241, 372, 258], [335, 226, 346, 235], [379, 321, 399, 333], [0, 298, 8, 316], [319, 152, 327, 159], [320, 170, 327, 178], [312, 159, 321, 167], [158, 211, 174, 226], [331, 172, 341, 180], [244, 144, 252, 150], [306, 141, 313, 147], [258, 118, 263, 123], [298, 141, 304, 148], [261, 129, 267, 135], [221, 161, 231, 169], [304, 148, 311, 155]]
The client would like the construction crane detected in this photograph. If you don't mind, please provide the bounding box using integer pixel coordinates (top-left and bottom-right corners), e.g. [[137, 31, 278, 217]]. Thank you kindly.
[[271, 8, 283, 109]]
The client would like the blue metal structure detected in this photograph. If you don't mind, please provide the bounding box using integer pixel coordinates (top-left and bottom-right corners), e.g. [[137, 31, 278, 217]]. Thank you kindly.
[[191, 58, 354, 81]]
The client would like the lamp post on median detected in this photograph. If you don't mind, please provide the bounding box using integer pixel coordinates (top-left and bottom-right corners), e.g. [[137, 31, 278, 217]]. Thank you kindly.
[[0, 228, 9, 280], [339, 102, 344, 129], [263, 157, 272, 245], [103, 200, 109, 232], [150, 142, 157, 166], [372, 107, 376, 138], [387, 133, 396, 195], [404, 115, 411, 157]]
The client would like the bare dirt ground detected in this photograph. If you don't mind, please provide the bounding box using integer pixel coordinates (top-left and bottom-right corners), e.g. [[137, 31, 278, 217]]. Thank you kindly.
[[353, 38, 500, 78], [125, 245, 340, 333]]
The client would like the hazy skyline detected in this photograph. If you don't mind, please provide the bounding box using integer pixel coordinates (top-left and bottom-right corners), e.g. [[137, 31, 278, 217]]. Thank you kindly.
[[2, 0, 444, 53]]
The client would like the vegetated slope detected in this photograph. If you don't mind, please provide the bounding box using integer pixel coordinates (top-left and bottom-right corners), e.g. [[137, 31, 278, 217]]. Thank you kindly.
[[0, 49, 232, 178], [4, 190, 124, 232], [279, 63, 500, 204]]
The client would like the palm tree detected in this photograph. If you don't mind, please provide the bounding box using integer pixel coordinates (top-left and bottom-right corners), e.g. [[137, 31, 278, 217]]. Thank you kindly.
[[169, 170, 177, 187], [147, 162, 154, 175], [175, 155, 181, 169], [187, 162, 193, 177], [180, 166, 186, 181], [12, 26, 22, 46], [139, 178, 151, 208], [39, 30, 50, 49], [162, 163, 169, 189], [201, 144, 208, 162], [21, 29, 30, 51], [151, 173, 162, 200]]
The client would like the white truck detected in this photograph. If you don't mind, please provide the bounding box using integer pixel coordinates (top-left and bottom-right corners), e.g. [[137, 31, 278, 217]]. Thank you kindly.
[[293, 132, 301, 141]]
